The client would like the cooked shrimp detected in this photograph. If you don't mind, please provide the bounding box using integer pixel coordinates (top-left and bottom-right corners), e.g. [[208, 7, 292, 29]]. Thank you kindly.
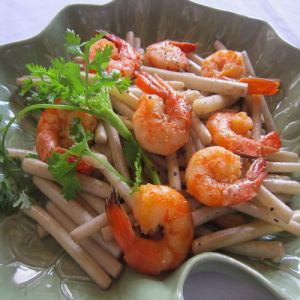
[[36, 106, 97, 173], [186, 146, 267, 206], [206, 112, 281, 157], [145, 40, 197, 72], [106, 185, 193, 275], [201, 50, 279, 96], [89, 33, 141, 78], [132, 71, 192, 155]]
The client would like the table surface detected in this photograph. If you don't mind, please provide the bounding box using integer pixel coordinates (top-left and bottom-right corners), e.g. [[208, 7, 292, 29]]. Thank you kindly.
[[0, 1, 298, 300]]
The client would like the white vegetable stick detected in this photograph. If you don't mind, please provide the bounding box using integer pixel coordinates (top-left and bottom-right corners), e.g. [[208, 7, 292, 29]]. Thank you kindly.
[[134, 37, 141, 49], [22, 158, 112, 198], [126, 31, 135, 47], [181, 89, 203, 104], [193, 94, 239, 116], [22, 158, 53, 180], [94, 121, 107, 144], [76, 173, 111, 199], [23, 205, 112, 289], [183, 136, 196, 162], [267, 162, 300, 173], [192, 221, 282, 254], [191, 113, 212, 145], [194, 226, 284, 260], [82, 153, 133, 208], [192, 207, 233, 226], [187, 59, 202, 75], [267, 151, 299, 162], [7, 148, 36, 160], [104, 122, 130, 179], [191, 128, 204, 151], [213, 40, 227, 51], [141, 66, 248, 97], [32, 176, 120, 257], [256, 185, 294, 223], [70, 213, 108, 242], [77, 196, 98, 216], [242, 51, 276, 132], [234, 201, 300, 236], [248, 95, 262, 140], [47, 201, 122, 278], [129, 81, 185, 97], [166, 80, 186, 90], [109, 88, 139, 109], [91, 144, 112, 162], [186, 53, 204, 65], [263, 178, 300, 195], [111, 98, 134, 119], [79, 193, 106, 214], [166, 153, 181, 191], [225, 240, 284, 259]]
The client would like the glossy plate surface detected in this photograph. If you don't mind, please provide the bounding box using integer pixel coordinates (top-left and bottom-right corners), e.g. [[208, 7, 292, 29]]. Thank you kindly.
[[0, 0, 300, 299]]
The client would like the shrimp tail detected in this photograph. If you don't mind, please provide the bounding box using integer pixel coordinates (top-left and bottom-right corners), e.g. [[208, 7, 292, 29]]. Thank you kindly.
[[135, 71, 172, 99], [240, 77, 280, 96], [245, 157, 267, 182], [106, 190, 136, 251], [260, 131, 281, 155], [105, 32, 137, 59], [36, 130, 60, 162], [169, 41, 197, 53], [223, 157, 267, 206]]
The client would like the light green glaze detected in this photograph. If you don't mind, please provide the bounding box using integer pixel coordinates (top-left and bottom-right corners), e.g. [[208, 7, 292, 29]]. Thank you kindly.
[[0, 0, 300, 299]]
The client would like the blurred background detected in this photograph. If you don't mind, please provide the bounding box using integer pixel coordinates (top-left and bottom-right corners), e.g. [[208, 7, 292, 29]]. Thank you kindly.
[[1, 0, 300, 47]]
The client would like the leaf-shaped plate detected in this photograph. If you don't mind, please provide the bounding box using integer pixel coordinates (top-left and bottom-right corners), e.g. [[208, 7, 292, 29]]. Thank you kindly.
[[0, 0, 300, 299]]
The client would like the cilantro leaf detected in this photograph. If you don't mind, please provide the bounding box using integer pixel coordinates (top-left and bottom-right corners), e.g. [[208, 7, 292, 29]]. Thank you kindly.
[[13, 191, 32, 209], [70, 117, 94, 144], [0, 147, 36, 213], [64, 29, 83, 56], [89, 45, 113, 73], [47, 142, 89, 200]]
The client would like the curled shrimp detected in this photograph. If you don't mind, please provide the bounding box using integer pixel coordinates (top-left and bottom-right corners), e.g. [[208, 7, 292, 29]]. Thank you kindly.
[[201, 50, 280, 96], [186, 146, 267, 206], [36, 105, 97, 173], [132, 71, 192, 155], [145, 40, 197, 72], [206, 111, 281, 157], [89, 33, 141, 78], [106, 185, 193, 275]]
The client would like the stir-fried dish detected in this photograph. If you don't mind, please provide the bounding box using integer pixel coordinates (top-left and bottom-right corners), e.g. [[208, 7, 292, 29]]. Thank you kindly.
[[1, 29, 300, 290]]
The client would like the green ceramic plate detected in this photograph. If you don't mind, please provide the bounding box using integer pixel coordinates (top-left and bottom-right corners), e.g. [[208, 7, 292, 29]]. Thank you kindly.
[[0, 0, 300, 299]]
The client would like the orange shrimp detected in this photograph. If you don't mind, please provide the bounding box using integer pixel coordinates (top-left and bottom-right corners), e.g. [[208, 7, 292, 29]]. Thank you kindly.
[[206, 112, 281, 157], [89, 33, 141, 78], [186, 146, 267, 206], [144, 40, 197, 71], [36, 105, 97, 173], [201, 50, 280, 96], [132, 71, 192, 155], [106, 184, 193, 275]]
